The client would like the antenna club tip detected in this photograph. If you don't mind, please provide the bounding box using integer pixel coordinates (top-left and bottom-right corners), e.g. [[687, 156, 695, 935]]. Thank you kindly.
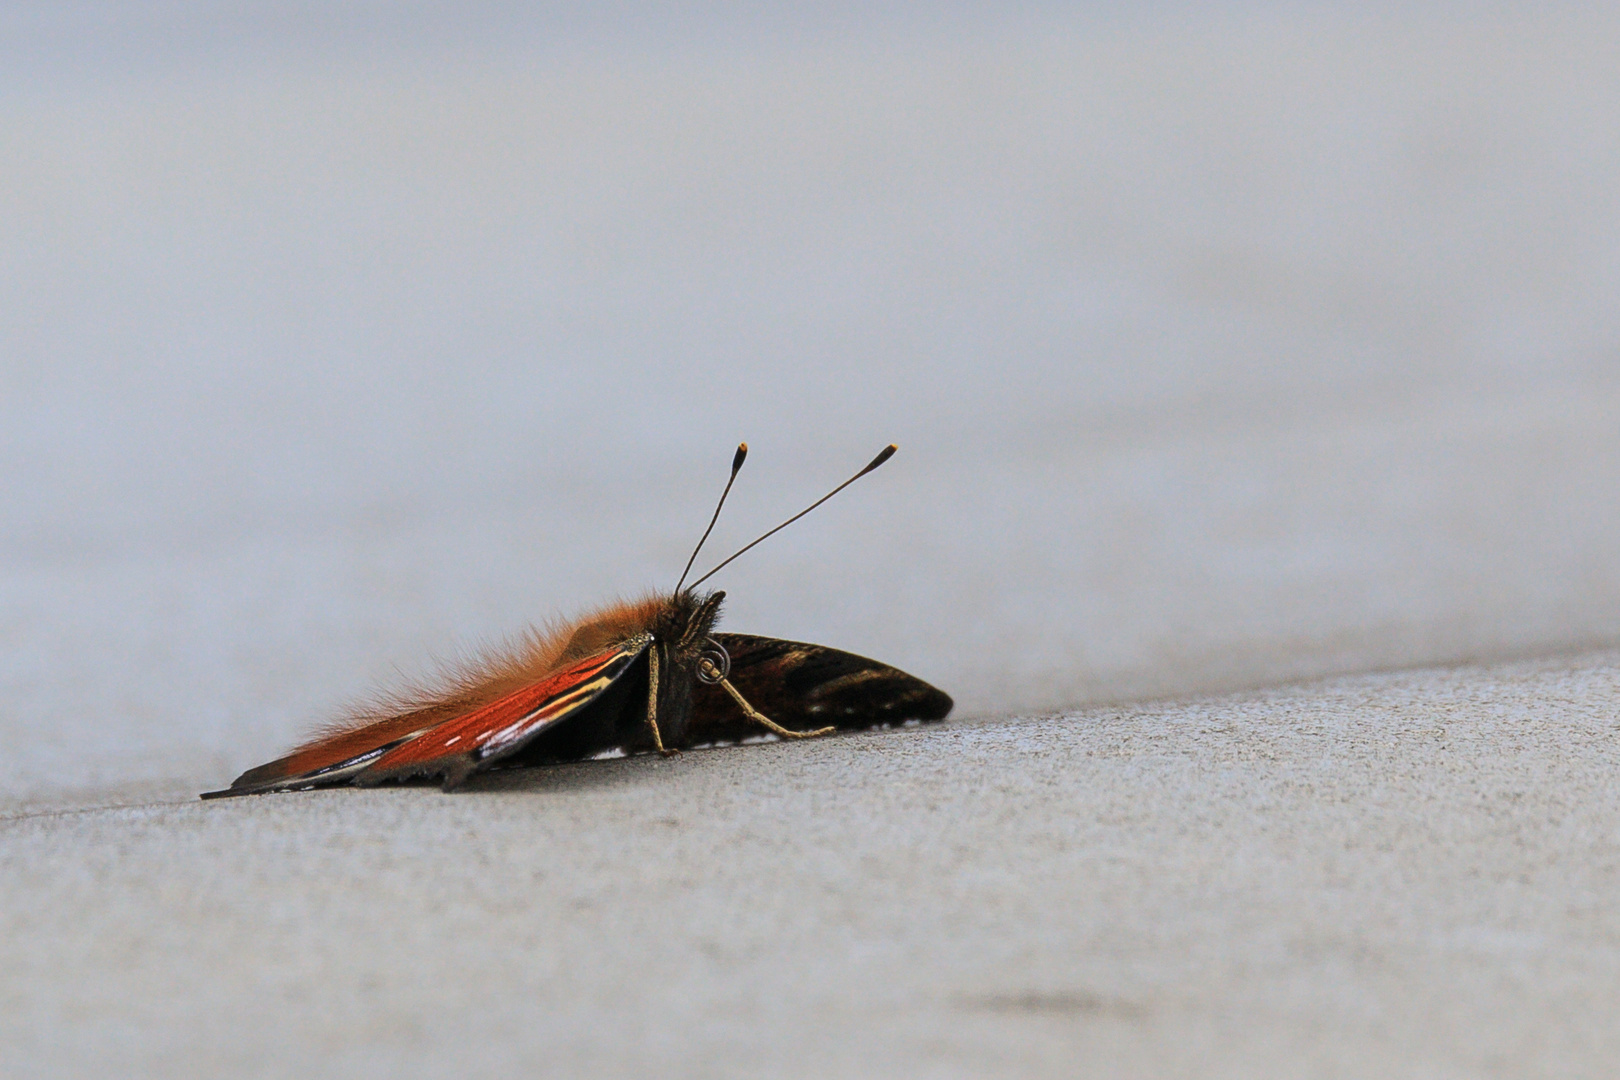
[[732, 443, 748, 471], [865, 443, 897, 472]]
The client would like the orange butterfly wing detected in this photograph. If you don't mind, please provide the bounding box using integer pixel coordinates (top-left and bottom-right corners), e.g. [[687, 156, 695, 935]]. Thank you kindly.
[[204, 636, 650, 797]]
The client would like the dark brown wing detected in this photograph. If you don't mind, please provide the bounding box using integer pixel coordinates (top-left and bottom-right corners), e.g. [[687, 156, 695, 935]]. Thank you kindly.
[[687, 633, 951, 744]]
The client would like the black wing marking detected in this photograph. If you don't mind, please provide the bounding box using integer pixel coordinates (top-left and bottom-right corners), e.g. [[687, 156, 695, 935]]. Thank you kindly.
[[688, 633, 951, 744]]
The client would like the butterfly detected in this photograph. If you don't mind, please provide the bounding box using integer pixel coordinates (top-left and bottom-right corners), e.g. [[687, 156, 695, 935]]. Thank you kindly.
[[202, 443, 952, 798]]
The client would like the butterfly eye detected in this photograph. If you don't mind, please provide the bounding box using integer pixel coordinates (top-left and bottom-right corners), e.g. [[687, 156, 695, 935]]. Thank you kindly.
[[696, 638, 731, 685]]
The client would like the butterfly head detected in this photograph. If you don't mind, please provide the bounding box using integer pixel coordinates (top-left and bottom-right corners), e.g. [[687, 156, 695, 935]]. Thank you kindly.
[[652, 587, 726, 667]]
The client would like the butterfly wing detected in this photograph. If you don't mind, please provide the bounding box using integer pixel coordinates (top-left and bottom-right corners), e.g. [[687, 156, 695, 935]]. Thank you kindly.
[[203, 636, 651, 797], [687, 633, 952, 744]]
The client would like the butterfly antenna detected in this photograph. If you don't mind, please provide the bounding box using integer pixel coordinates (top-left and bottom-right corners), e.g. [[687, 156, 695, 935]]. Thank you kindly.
[[674, 442, 749, 596], [688, 443, 896, 590]]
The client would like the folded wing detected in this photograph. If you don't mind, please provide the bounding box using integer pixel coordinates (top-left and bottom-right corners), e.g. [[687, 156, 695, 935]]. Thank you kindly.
[[203, 637, 650, 797], [687, 633, 952, 745]]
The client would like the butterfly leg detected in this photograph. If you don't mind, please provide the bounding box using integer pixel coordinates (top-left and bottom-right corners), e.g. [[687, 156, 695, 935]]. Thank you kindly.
[[714, 675, 836, 740], [646, 645, 680, 757]]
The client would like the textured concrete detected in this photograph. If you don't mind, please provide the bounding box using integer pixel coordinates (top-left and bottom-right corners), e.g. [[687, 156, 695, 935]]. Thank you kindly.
[[5, 651, 1620, 1079]]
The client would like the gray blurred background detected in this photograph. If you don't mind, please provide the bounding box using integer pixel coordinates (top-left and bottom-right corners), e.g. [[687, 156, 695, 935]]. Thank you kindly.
[[4, 2, 1619, 811]]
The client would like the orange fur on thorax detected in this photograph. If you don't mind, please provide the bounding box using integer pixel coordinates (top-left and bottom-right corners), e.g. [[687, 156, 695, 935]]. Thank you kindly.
[[275, 594, 672, 776]]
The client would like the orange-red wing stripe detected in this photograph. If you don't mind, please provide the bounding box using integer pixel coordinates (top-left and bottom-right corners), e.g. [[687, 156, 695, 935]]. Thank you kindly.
[[363, 642, 646, 773]]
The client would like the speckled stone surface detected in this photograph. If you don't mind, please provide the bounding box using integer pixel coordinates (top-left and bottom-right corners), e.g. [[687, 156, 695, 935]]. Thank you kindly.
[[5, 653, 1619, 1078]]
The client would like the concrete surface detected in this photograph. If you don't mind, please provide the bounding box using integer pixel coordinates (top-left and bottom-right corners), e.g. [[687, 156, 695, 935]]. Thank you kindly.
[[5, 5, 1620, 1077], [5, 650, 1619, 1078]]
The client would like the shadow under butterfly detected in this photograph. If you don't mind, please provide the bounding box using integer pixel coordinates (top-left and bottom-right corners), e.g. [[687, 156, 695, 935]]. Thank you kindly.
[[203, 443, 952, 798]]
